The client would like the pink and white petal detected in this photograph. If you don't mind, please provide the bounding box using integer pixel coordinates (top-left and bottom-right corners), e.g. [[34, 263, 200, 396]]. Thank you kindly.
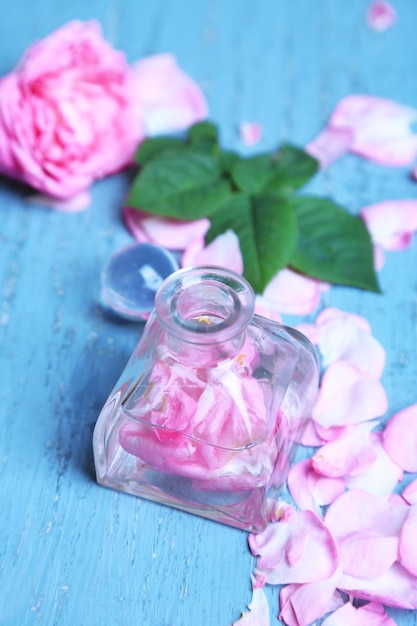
[[382, 403, 417, 472], [141, 215, 210, 249], [263, 268, 330, 316], [366, 1, 397, 32], [315, 308, 386, 379], [325, 489, 409, 542], [314, 423, 350, 443], [123, 206, 211, 250], [327, 95, 417, 166], [322, 601, 396, 626], [239, 122, 263, 146], [298, 419, 329, 447], [294, 322, 319, 345], [337, 533, 399, 579], [305, 126, 353, 169], [398, 505, 417, 576], [231, 586, 270, 626], [27, 190, 92, 212], [279, 568, 344, 626], [340, 563, 417, 609], [402, 478, 417, 505], [311, 422, 377, 478], [254, 296, 283, 323], [287, 459, 345, 514], [249, 508, 339, 585], [181, 230, 243, 274], [131, 54, 208, 136], [361, 200, 417, 251], [312, 361, 388, 428], [344, 433, 403, 497]]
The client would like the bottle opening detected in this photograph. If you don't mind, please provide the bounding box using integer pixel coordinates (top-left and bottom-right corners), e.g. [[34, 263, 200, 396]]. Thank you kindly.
[[155, 266, 255, 344]]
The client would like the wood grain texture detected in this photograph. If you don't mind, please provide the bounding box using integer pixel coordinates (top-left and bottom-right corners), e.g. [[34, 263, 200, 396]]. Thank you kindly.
[[1, 1, 417, 624]]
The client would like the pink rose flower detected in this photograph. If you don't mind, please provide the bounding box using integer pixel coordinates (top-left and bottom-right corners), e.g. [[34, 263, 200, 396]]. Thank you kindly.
[[0, 21, 207, 204]]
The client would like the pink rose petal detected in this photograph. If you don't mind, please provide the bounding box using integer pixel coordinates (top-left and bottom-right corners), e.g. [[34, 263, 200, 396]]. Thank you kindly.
[[322, 601, 396, 626], [305, 127, 353, 169], [312, 361, 388, 428], [239, 122, 263, 146], [325, 489, 409, 578], [344, 432, 403, 497], [361, 200, 417, 251], [287, 459, 345, 514], [340, 562, 417, 609], [382, 403, 417, 472], [314, 307, 386, 379], [254, 296, 283, 323], [327, 95, 417, 166], [311, 422, 377, 478], [279, 568, 344, 626], [231, 586, 270, 626], [402, 478, 417, 505], [366, 1, 397, 32], [123, 207, 210, 250], [398, 505, 417, 576], [263, 268, 330, 316], [249, 507, 339, 585], [131, 53, 208, 136], [181, 229, 244, 274]]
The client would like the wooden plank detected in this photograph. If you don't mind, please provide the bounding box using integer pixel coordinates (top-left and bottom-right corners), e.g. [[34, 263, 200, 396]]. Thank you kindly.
[[1, 1, 417, 624]]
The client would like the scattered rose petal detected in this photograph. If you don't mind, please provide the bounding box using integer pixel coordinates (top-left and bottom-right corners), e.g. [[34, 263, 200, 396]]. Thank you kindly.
[[328, 95, 417, 166], [398, 505, 417, 576], [314, 307, 386, 379], [312, 361, 388, 428], [361, 200, 417, 253], [366, 1, 397, 32], [131, 53, 208, 136], [382, 403, 417, 472], [254, 296, 283, 322], [287, 459, 345, 514], [340, 563, 417, 609], [27, 191, 92, 212], [325, 489, 409, 578], [181, 229, 244, 274], [322, 600, 396, 626], [239, 122, 263, 146], [249, 507, 339, 585], [231, 586, 270, 626], [263, 268, 330, 316], [279, 567, 344, 626], [123, 207, 210, 250], [402, 478, 417, 505], [305, 127, 353, 169], [344, 432, 403, 497], [311, 422, 377, 478]]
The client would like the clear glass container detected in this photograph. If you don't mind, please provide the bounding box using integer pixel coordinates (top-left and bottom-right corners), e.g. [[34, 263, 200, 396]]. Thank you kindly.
[[93, 266, 319, 532]]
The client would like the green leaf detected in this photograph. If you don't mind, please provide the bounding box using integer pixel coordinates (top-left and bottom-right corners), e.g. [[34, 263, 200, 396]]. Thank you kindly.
[[128, 149, 231, 219], [230, 144, 319, 196], [134, 137, 187, 165], [264, 144, 319, 194], [207, 193, 298, 293], [289, 196, 380, 292], [188, 121, 219, 151]]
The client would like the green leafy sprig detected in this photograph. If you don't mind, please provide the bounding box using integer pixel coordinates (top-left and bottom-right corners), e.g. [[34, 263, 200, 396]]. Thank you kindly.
[[128, 122, 379, 294]]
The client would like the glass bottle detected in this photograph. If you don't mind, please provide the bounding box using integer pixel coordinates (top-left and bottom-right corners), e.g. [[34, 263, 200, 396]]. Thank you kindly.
[[93, 266, 319, 532]]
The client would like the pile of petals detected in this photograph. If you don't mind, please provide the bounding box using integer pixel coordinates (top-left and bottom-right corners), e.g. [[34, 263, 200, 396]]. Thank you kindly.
[[0, 20, 207, 209], [229, 307, 417, 625]]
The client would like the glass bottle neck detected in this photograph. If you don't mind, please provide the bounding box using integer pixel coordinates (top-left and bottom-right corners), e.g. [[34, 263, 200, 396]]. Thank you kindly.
[[154, 266, 255, 367]]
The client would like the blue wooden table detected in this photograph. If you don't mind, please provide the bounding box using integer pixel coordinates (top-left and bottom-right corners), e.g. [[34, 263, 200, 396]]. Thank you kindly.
[[1, 1, 417, 624]]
